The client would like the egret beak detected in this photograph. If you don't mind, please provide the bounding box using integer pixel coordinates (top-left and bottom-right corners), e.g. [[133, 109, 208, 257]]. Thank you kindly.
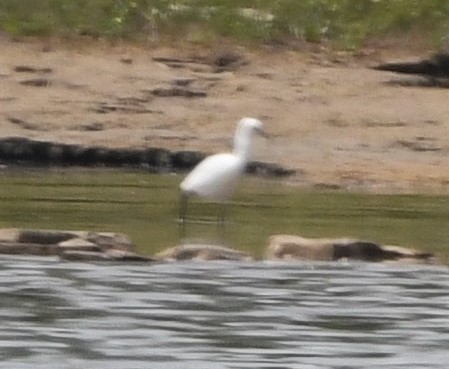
[[255, 127, 269, 139]]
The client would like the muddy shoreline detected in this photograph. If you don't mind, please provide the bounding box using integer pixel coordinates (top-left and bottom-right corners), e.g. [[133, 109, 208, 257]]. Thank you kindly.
[[2, 36, 449, 192]]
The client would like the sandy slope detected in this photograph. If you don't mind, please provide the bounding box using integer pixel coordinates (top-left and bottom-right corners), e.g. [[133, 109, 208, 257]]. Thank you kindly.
[[2, 36, 449, 192]]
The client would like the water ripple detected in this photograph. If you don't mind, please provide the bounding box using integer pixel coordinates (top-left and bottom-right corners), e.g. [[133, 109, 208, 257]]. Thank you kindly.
[[1, 256, 449, 368]]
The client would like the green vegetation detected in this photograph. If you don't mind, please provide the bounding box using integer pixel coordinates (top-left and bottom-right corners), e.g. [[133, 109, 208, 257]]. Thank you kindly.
[[1, 0, 449, 49], [0, 169, 448, 263]]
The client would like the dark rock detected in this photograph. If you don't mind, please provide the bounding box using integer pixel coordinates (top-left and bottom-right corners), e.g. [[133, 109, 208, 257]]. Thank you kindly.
[[92, 103, 118, 114], [14, 65, 52, 74], [29, 140, 55, 163], [313, 183, 342, 190], [59, 250, 111, 261], [107, 149, 144, 166], [0, 137, 294, 177], [0, 137, 65, 164], [173, 78, 195, 87], [91, 101, 155, 114], [78, 29, 101, 39], [20, 78, 51, 87], [151, 87, 207, 98], [18, 229, 76, 245], [85, 232, 134, 252], [142, 148, 172, 172], [267, 234, 434, 264], [246, 161, 296, 177], [214, 53, 240, 67], [58, 144, 85, 165], [0, 242, 59, 256], [255, 72, 273, 79], [7, 117, 39, 130], [171, 151, 205, 171], [152, 56, 197, 64], [376, 245, 433, 261], [76, 122, 104, 131], [60, 249, 155, 262], [0, 228, 144, 261], [394, 138, 442, 152], [373, 53, 449, 78], [69, 146, 101, 166], [333, 241, 387, 261], [213, 51, 247, 72], [0, 137, 33, 161], [45, 144, 66, 163], [95, 148, 123, 166], [120, 57, 133, 64], [59, 251, 155, 263]]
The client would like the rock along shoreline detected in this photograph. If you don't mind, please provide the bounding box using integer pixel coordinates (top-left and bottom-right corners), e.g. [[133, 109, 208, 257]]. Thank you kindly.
[[0, 228, 437, 265], [0, 137, 294, 178]]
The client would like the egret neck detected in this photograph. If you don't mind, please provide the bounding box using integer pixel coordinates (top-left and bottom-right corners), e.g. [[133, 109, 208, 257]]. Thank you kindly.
[[233, 118, 260, 161]]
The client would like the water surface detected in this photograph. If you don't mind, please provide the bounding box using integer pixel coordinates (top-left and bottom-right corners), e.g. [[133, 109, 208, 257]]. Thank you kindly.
[[1, 257, 449, 368], [1, 169, 449, 368], [0, 169, 448, 260]]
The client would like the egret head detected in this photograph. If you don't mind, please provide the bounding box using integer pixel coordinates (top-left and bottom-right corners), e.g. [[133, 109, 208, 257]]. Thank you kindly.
[[239, 117, 265, 136], [234, 117, 266, 159]]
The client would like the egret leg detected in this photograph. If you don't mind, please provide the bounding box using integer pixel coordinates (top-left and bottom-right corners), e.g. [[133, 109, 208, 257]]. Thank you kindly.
[[179, 193, 188, 239], [218, 202, 226, 225], [217, 202, 227, 244]]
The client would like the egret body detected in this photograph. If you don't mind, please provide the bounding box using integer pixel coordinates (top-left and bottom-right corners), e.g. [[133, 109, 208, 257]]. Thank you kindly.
[[179, 117, 265, 227]]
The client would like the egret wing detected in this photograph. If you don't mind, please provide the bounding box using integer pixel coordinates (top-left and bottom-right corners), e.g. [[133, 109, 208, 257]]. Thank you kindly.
[[180, 153, 245, 201]]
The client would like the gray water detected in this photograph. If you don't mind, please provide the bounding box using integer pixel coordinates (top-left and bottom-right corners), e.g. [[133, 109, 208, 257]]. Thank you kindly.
[[1, 256, 449, 369]]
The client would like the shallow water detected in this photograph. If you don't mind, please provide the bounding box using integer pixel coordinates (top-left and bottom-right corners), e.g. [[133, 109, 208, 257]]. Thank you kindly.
[[1, 170, 449, 368], [1, 169, 449, 259], [1, 256, 449, 369]]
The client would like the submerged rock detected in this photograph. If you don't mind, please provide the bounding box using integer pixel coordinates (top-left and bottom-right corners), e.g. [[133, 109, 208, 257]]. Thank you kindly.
[[85, 232, 134, 252], [156, 244, 253, 262], [0, 241, 59, 256], [0, 228, 145, 262], [18, 229, 77, 245], [59, 249, 155, 262], [58, 238, 102, 253], [0, 228, 434, 265], [59, 250, 112, 261], [267, 234, 434, 263]]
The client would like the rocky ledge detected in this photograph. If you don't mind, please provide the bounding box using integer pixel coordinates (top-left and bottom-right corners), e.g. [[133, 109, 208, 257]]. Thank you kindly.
[[155, 244, 254, 262], [0, 228, 436, 265], [0, 228, 154, 262], [0, 137, 294, 178], [266, 234, 434, 264]]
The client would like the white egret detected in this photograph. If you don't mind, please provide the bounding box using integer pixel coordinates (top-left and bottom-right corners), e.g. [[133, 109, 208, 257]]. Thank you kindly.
[[179, 117, 266, 231]]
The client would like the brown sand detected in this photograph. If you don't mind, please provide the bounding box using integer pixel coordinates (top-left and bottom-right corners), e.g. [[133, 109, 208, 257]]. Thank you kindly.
[[2, 36, 449, 193]]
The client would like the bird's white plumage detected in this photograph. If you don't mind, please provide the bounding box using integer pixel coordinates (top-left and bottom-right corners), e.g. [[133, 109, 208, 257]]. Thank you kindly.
[[180, 117, 264, 201], [180, 153, 245, 201], [179, 117, 265, 227]]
